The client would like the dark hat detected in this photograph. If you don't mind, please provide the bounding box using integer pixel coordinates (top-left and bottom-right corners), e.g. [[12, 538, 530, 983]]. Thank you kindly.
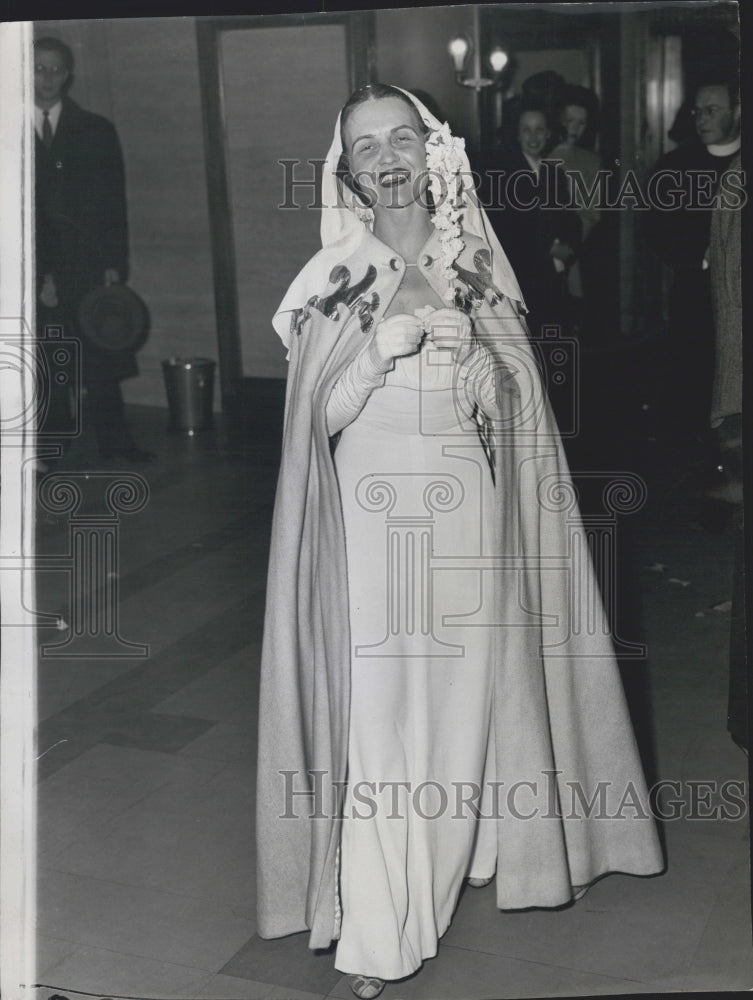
[[77, 284, 150, 352]]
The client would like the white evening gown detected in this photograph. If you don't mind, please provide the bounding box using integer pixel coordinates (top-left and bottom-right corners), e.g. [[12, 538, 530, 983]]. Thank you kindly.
[[328, 333, 500, 980]]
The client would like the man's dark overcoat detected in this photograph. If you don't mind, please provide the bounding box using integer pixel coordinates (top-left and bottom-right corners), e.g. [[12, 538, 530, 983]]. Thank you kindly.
[[36, 96, 137, 392]]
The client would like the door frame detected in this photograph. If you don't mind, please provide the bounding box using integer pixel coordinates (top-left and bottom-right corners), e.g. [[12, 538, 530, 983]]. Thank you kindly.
[[195, 13, 376, 408]]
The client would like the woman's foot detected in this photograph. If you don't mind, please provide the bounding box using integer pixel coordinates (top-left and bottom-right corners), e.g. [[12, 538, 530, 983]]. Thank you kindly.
[[350, 974, 385, 999], [467, 875, 494, 888]]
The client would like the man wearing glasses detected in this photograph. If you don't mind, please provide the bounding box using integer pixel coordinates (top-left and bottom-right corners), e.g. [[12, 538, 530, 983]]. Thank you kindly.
[[646, 73, 741, 451], [34, 36, 154, 463]]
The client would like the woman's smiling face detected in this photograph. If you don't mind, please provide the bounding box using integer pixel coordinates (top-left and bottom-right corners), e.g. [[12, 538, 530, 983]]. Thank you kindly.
[[518, 110, 549, 159], [561, 104, 588, 145], [343, 97, 428, 210]]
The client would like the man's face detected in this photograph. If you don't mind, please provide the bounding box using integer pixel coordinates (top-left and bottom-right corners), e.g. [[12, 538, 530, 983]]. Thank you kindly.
[[693, 85, 740, 146], [34, 49, 69, 106], [518, 111, 549, 159]]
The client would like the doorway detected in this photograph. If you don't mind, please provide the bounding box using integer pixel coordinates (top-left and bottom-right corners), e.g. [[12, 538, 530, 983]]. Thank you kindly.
[[196, 14, 375, 404]]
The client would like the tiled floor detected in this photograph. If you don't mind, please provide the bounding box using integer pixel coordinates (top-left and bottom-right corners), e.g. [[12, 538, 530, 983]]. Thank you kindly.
[[30, 398, 751, 1000]]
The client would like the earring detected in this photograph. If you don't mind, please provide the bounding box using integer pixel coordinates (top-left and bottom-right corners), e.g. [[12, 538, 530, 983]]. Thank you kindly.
[[355, 204, 374, 225]]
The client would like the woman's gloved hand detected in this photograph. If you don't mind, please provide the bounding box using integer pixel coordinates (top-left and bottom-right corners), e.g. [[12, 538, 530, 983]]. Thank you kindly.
[[368, 312, 426, 370]]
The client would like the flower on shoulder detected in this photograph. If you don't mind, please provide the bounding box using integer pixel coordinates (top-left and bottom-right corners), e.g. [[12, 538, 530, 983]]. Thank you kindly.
[[446, 236, 465, 258]]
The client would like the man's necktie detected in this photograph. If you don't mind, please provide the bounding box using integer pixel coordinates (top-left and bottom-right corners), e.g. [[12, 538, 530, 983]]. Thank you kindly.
[[42, 110, 53, 149]]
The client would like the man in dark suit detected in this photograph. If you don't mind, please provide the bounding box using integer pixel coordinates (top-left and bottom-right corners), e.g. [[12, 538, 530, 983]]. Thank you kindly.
[[708, 150, 746, 752], [646, 72, 741, 443], [35, 36, 153, 462]]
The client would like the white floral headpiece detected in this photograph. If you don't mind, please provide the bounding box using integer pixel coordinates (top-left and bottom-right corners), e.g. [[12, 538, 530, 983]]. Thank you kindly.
[[425, 121, 467, 301]]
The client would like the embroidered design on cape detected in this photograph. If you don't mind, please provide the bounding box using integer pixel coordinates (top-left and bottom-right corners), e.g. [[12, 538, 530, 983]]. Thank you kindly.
[[293, 263, 380, 335], [451, 249, 505, 312]]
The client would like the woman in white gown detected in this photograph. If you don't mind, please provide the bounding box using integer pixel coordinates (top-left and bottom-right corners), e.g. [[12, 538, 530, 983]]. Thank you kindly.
[[256, 85, 663, 999]]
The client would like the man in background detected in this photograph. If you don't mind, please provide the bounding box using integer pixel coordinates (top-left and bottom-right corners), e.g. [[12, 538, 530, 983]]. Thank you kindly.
[[35, 35, 153, 462], [647, 73, 741, 446], [708, 148, 746, 753]]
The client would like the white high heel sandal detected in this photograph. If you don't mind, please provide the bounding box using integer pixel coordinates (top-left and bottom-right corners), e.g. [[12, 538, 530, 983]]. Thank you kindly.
[[349, 974, 385, 999], [467, 875, 494, 888]]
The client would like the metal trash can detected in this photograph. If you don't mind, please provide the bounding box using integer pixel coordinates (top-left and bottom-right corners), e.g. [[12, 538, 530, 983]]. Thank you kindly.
[[161, 356, 216, 435]]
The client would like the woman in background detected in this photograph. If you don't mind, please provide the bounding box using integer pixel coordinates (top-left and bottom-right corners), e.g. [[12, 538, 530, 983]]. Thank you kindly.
[[551, 84, 604, 333]]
